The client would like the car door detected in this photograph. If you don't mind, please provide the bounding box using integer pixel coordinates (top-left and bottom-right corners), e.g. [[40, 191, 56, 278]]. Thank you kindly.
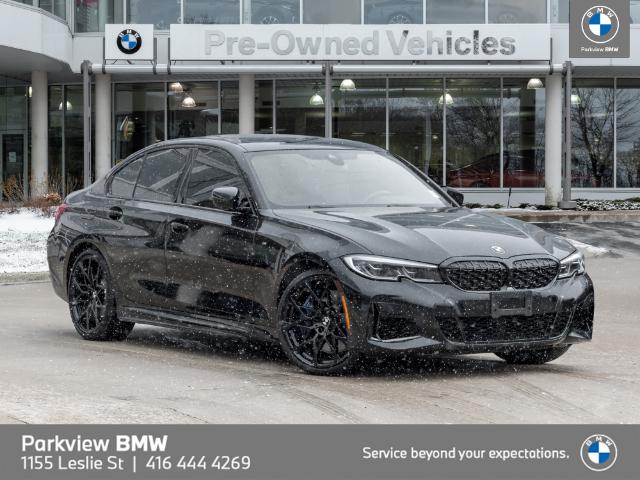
[[164, 147, 261, 329], [104, 147, 191, 311]]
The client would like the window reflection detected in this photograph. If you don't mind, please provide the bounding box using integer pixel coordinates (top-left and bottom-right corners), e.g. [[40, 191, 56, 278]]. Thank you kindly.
[[364, 0, 422, 24], [332, 78, 387, 149], [183, 0, 240, 24], [168, 82, 219, 139], [75, 0, 124, 32], [220, 81, 239, 134], [425, 0, 485, 24], [246, 0, 299, 24], [255, 80, 274, 134], [303, 0, 360, 24], [488, 0, 546, 23], [388, 79, 443, 182], [127, 0, 180, 29], [275, 80, 325, 137], [502, 79, 545, 187], [115, 84, 165, 163], [571, 79, 614, 188], [550, 0, 568, 23], [446, 79, 501, 188], [616, 79, 640, 187]]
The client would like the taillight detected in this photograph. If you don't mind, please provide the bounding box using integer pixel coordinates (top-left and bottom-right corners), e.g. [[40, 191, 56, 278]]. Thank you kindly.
[[54, 203, 68, 223]]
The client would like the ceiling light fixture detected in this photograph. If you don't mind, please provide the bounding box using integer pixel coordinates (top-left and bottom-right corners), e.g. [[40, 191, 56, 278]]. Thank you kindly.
[[181, 94, 196, 108], [339, 78, 356, 92], [527, 78, 544, 89], [169, 82, 184, 93]]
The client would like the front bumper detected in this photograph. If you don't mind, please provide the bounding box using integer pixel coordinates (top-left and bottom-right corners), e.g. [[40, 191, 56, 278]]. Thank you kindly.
[[329, 259, 594, 355]]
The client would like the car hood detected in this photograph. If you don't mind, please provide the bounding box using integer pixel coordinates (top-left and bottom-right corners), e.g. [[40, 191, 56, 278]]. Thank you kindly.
[[272, 207, 575, 264]]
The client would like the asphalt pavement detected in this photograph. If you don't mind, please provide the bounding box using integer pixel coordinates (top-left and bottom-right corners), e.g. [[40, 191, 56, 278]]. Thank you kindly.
[[0, 223, 639, 424]]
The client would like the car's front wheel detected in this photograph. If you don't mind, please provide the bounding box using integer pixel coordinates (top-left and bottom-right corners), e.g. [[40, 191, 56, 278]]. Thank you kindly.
[[495, 345, 571, 365], [278, 270, 355, 375], [68, 248, 134, 341]]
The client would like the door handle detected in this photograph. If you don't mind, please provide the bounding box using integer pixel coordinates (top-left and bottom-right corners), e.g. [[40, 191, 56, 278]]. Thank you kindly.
[[108, 206, 123, 221], [170, 221, 189, 233]]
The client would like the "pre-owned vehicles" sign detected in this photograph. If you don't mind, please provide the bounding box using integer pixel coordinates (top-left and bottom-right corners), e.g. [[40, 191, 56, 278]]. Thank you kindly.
[[169, 25, 550, 62]]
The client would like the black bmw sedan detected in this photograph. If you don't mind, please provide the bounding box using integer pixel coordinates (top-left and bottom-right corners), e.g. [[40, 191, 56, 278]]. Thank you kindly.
[[48, 135, 594, 375]]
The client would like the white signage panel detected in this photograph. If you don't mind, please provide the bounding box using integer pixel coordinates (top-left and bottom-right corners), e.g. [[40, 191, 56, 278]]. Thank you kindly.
[[105, 24, 154, 61], [170, 24, 551, 62]]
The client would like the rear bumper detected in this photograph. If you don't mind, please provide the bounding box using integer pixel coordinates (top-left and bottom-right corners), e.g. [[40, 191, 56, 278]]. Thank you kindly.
[[329, 259, 594, 355]]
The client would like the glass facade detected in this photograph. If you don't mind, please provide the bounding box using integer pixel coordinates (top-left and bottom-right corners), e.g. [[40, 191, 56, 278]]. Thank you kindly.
[[126, 0, 180, 29], [364, 0, 423, 24], [14, 0, 640, 31], [571, 79, 615, 188], [183, 0, 240, 24], [426, 0, 485, 24], [114, 83, 165, 163], [168, 82, 219, 139], [247, 0, 299, 24], [488, 0, 546, 23], [0, 81, 29, 199], [75, 0, 123, 32], [502, 78, 545, 187], [332, 78, 387, 149], [446, 79, 501, 188], [388, 78, 443, 179], [275, 79, 325, 137], [255, 80, 274, 134], [303, 0, 360, 24], [616, 79, 640, 188]]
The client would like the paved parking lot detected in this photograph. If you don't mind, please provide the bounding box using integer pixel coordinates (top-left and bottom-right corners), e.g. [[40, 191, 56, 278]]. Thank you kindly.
[[0, 223, 638, 424]]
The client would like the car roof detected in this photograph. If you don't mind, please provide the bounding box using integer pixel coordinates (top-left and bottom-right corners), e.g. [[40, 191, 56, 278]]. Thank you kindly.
[[153, 134, 387, 153]]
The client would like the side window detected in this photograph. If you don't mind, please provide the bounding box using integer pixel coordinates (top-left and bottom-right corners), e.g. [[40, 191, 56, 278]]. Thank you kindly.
[[183, 149, 244, 208], [110, 157, 143, 198], [134, 149, 190, 202]]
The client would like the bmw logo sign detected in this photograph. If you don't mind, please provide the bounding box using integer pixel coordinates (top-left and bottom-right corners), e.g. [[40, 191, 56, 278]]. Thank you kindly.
[[581, 6, 620, 44], [491, 245, 506, 255], [580, 434, 618, 472], [117, 29, 142, 54]]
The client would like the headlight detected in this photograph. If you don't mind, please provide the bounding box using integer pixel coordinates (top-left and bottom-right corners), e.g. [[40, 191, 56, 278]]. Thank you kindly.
[[558, 251, 586, 278], [343, 255, 442, 283]]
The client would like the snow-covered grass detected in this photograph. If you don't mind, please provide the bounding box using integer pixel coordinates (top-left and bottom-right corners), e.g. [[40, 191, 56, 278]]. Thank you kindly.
[[0, 209, 55, 273]]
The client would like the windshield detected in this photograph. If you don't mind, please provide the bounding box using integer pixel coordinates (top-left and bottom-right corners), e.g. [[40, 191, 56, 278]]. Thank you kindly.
[[246, 149, 448, 208]]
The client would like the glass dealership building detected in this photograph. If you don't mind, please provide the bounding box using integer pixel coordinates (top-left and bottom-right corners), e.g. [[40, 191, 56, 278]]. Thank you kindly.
[[2, 0, 640, 205]]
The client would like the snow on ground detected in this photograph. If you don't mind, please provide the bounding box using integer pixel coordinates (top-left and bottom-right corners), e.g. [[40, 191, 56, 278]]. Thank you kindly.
[[0, 209, 55, 273], [565, 238, 611, 257]]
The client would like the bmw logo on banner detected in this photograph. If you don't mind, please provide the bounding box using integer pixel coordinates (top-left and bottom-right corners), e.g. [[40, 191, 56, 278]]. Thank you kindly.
[[580, 434, 619, 472], [570, 0, 630, 57], [104, 24, 154, 61], [117, 29, 142, 54]]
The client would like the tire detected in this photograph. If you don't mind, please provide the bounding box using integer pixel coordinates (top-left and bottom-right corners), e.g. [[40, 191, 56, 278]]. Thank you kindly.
[[495, 345, 571, 365], [68, 248, 134, 341], [277, 269, 356, 375]]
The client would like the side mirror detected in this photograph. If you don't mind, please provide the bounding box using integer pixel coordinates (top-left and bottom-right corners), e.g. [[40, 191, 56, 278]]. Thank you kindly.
[[444, 187, 464, 206], [211, 186, 240, 211]]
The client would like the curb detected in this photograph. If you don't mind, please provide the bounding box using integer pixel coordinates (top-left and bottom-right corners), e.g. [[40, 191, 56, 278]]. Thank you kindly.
[[486, 210, 640, 223], [0, 272, 50, 285]]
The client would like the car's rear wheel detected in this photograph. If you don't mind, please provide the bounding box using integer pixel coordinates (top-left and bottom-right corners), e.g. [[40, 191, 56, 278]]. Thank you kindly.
[[495, 345, 571, 365], [68, 248, 134, 341], [278, 270, 355, 375]]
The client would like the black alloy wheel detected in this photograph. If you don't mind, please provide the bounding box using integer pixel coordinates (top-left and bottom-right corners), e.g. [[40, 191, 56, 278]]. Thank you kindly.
[[68, 249, 134, 341], [278, 270, 354, 374]]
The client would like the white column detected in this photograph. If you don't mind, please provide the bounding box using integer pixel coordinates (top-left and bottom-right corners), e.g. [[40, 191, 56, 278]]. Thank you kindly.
[[238, 74, 255, 134], [30, 70, 48, 197], [95, 73, 112, 179], [544, 74, 563, 207]]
